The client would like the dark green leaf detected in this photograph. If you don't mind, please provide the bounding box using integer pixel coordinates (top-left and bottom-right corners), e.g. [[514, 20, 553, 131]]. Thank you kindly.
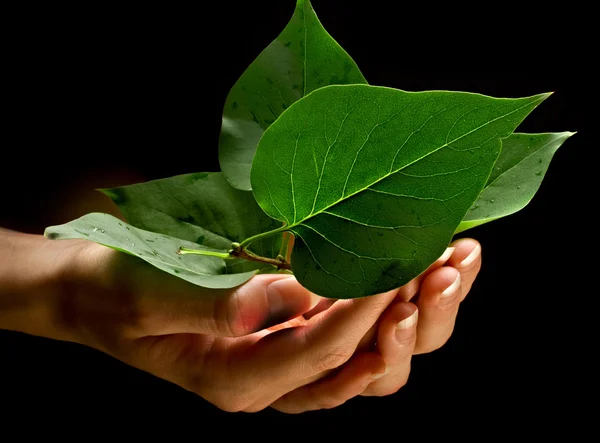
[[218, 0, 367, 191], [456, 132, 575, 233], [251, 84, 549, 298], [44, 213, 260, 289], [100, 172, 282, 264]]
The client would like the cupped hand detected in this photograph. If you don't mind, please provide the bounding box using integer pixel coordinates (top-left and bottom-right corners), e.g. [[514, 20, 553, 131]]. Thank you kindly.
[[271, 237, 482, 412], [56, 237, 481, 413]]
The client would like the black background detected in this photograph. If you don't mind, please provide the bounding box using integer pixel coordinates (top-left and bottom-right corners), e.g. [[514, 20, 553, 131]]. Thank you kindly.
[[1, 0, 594, 437]]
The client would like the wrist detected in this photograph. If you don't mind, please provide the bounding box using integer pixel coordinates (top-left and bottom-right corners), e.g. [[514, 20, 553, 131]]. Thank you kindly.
[[0, 228, 89, 343]]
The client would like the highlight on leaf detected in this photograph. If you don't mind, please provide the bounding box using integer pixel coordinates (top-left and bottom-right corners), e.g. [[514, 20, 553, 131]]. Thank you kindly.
[[250, 84, 551, 298]]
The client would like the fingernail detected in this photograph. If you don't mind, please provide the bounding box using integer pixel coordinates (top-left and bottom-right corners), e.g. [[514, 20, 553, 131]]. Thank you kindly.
[[438, 247, 455, 263], [396, 309, 418, 343], [460, 244, 481, 268], [439, 273, 461, 307], [370, 365, 390, 380]]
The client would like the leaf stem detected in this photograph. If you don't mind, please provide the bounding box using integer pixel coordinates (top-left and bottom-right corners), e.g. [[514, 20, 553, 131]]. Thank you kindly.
[[177, 240, 292, 271], [177, 248, 233, 259], [279, 231, 293, 262], [238, 224, 291, 249]]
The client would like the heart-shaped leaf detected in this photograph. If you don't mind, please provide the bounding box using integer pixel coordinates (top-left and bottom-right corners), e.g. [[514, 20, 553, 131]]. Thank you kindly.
[[456, 132, 575, 233], [44, 213, 260, 289], [251, 84, 550, 298], [100, 171, 282, 261], [218, 0, 367, 191]]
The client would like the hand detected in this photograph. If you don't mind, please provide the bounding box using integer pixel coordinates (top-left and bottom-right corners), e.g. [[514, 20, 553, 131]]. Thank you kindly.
[[53, 239, 402, 412], [0, 229, 481, 413], [270, 238, 482, 412], [0, 230, 401, 411]]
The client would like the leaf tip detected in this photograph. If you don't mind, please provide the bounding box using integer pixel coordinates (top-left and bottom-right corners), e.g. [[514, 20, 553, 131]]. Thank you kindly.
[[97, 187, 123, 203], [96, 187, 111, 196], [541, 91, 554, 100]]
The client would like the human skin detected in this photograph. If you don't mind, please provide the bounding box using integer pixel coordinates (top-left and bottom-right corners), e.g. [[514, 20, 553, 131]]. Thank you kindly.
[[0, 227, 481, 413]]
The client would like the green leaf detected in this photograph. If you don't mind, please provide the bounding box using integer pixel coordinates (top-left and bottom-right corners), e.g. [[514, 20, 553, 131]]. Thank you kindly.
[[44, 213, 259, 289], [251, 84, 549, 298], [100, 171, 282, 263], [456, 132, 575, 233], [218, 0, 367, 191]]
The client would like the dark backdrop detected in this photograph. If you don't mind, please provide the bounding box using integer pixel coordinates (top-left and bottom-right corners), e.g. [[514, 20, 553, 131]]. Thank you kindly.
[[1, 0, 594, 437]]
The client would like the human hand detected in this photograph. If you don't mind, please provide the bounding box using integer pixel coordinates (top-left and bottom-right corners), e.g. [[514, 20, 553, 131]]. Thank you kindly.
[[48, 238, 400, 412], [270, 238, 482, 412], [0, 229, 481, 413]]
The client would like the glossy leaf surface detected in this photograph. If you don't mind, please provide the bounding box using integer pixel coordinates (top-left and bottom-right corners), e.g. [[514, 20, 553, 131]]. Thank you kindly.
[[218, 0, 367, 190], [44, 213, 260, 288], [101, 172, 282, 261], [252, 84, 549, 298], [456, 132, 574, 233]]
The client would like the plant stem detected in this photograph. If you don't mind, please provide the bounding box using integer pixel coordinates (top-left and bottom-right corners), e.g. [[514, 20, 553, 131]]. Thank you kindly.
[[177, 241, 292, 271], [177, 247, 233, 259], [278, 231, 293, 262], [238, 224, 290, 250], [230, 245, 291, 270]]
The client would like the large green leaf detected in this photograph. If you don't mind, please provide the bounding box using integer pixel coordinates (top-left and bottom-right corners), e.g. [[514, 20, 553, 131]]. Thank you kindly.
[[44, 213, 260, 289], [456, 132, 575, 233], [251, 84, 549, 298], [218, 0, 367, 191], [100, 172, 282, 261]]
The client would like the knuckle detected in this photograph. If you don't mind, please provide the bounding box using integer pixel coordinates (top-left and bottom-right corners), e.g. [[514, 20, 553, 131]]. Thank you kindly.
[[313, 345, 354, 372]]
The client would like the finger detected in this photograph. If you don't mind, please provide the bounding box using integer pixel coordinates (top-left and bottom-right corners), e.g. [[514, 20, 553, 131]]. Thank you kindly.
[[138, 273, 322, 337], [183, 291, 396, 412], [302, 298, 337, 320], [297, 289, 398, 367], [269, 352, 387, 413], [448, 238, 482, 300], [355, 246, 455, 354], [413, 266, 462, 355], [361, 302, 418, 396], [232, 289, 398, 398]]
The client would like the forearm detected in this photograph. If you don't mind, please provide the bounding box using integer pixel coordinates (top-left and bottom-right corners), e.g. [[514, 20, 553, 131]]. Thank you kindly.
[[0, 228, 83, 342]]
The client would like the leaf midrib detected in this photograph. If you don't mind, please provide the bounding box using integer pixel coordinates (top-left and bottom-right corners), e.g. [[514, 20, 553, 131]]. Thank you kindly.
[[302, 0, 308, 96]]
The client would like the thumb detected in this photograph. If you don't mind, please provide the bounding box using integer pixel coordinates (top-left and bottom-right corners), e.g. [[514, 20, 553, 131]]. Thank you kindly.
[[151, 274, 322, 337]]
